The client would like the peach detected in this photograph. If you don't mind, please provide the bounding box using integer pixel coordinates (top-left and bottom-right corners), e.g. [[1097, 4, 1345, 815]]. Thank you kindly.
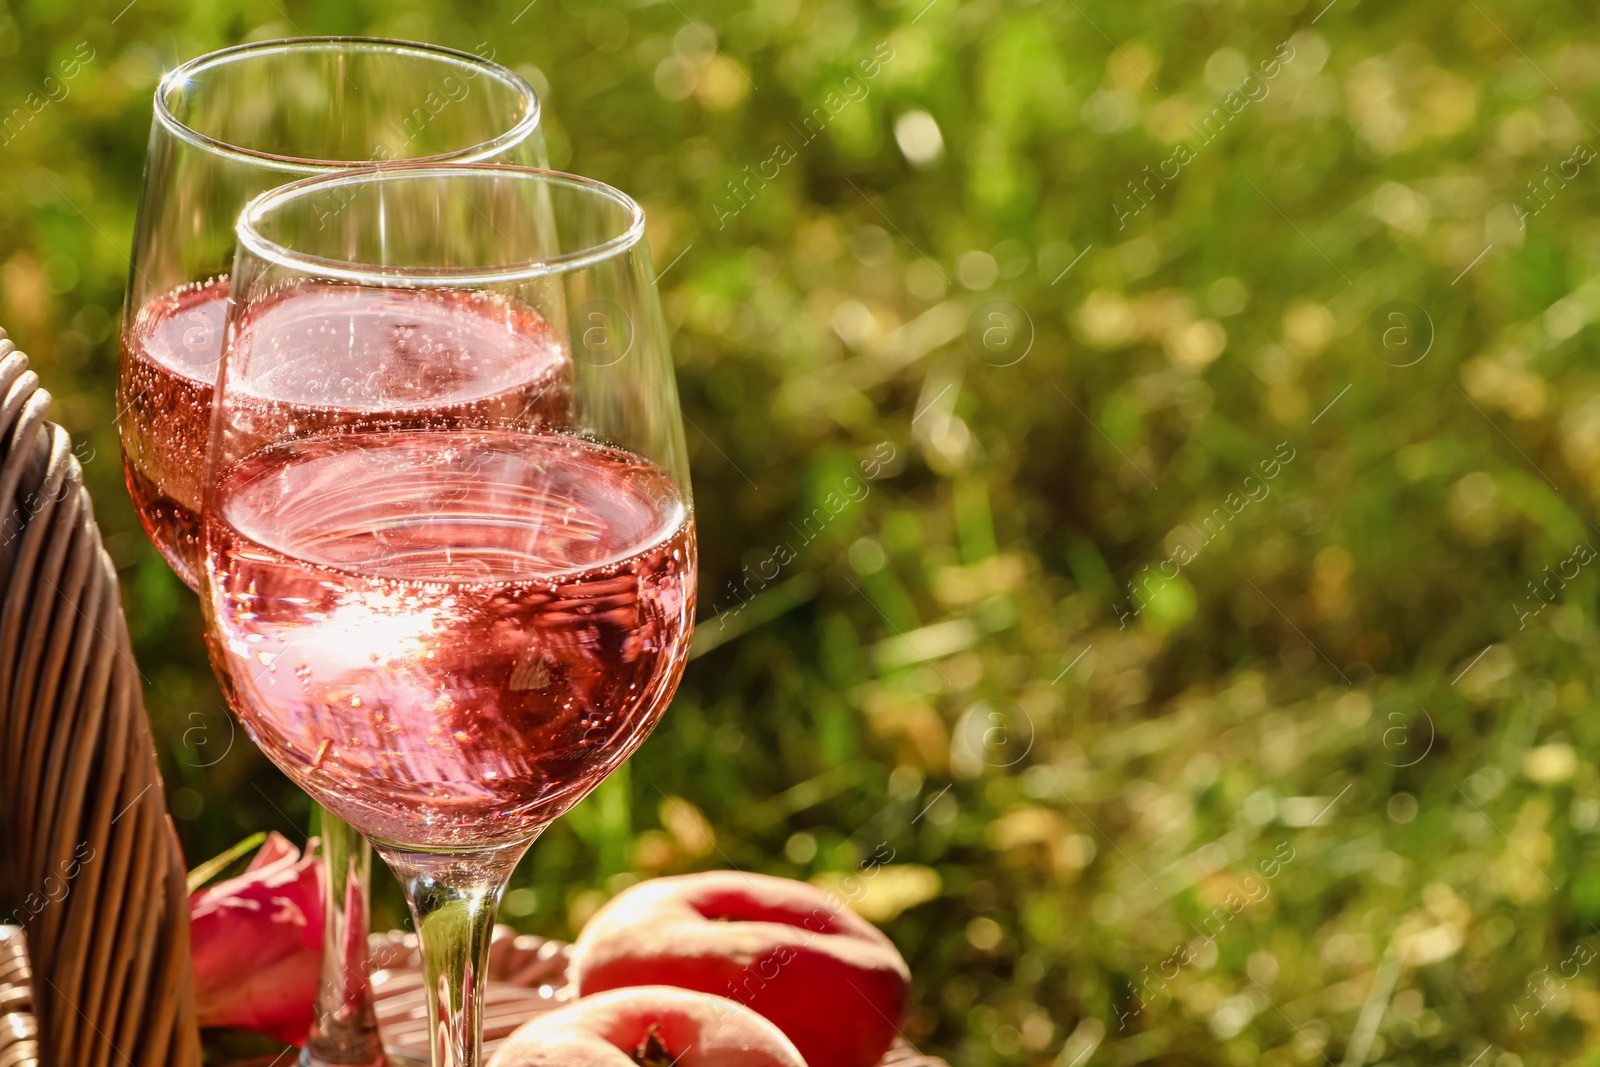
[[487, 986, 805, 1066], [571, 872, 910, 1067]]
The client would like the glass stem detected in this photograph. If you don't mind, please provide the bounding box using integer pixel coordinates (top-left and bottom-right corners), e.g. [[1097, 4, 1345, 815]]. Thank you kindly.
[[304, 809, 386, 1067], [377, 839, 533, 1067]]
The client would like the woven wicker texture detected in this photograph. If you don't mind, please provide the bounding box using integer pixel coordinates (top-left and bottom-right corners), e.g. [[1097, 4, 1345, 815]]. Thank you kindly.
[[0, 331, 201, 1067]]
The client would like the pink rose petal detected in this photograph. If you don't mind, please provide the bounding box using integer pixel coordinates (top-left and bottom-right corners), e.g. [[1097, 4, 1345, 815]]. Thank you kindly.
[[191, 832, 323, 1043]]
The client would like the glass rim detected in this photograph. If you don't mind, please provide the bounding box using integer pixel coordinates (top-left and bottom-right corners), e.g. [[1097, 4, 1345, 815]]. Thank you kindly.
[[237, 164, 648, 286], [154, 36, 542, 174]]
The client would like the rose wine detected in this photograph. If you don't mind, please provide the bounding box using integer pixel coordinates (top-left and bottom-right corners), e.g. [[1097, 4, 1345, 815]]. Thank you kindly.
[[120, 280, 571, 588], [204, 430, 695, 848]]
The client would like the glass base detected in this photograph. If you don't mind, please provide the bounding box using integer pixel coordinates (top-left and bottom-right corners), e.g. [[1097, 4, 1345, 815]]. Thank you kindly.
[[298, 1050, 390, 1067], [298, 1050, 427, 1067], [305, 813, 386, 1067]]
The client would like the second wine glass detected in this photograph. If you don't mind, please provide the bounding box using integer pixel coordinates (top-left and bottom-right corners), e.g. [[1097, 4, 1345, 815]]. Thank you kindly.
[[204, 165, 695, 1067], [118, 38, 547, 1067], [121, 36, 546, 588]]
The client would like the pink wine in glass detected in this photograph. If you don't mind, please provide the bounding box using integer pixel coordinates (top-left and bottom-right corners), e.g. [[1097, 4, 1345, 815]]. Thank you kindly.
[[204, 430, 695, 848], [119, 281, 571, 588]]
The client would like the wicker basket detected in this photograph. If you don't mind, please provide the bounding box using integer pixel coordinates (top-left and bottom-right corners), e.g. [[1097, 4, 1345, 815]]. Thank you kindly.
[[0, 334, 198, 1067]]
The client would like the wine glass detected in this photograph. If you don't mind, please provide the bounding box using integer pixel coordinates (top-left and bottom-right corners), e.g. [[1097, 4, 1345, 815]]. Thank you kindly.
[[121, 37, 545, 587], [202, 165, 695, 1067], [116, 38, 545, 1066]]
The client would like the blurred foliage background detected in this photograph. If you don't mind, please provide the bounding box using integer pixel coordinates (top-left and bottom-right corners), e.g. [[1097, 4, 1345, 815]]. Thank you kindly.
[[6, 0, 1600, 1063]]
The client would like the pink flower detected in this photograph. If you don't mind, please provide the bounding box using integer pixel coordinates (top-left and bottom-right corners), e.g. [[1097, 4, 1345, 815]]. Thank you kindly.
[[191, 832, 323, 1043]]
